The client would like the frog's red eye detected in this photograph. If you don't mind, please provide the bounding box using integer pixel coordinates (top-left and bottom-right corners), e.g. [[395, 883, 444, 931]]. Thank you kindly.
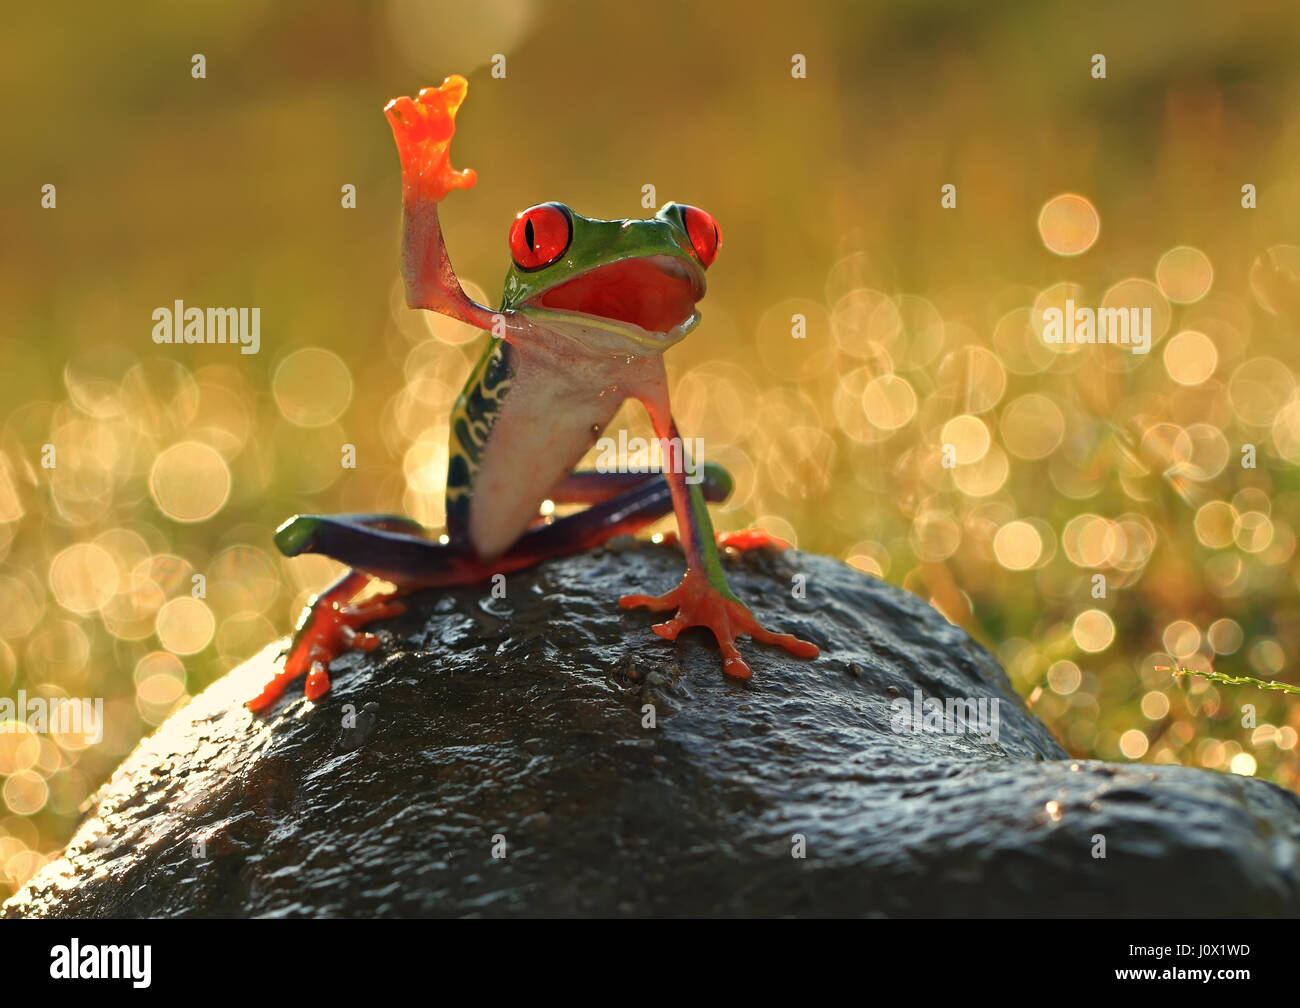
[[682, 206, 721, 268], [509, 203, 572, 270]]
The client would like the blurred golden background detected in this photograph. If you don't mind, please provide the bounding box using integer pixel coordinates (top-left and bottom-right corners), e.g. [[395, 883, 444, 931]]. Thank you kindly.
[[2, 0, 1300, 897]]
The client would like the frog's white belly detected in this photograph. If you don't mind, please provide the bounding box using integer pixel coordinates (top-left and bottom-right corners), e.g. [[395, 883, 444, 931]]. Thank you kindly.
[[467, 341, 655, 559]]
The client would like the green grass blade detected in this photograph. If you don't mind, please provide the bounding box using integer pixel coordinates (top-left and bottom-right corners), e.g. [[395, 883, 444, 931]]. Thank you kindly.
[[1162, 667, 1300, 696]]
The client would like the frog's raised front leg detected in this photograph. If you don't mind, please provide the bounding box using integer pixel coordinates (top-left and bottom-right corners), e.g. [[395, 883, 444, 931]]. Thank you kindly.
[[619, 402, 819, 680], [385, 76, 498, 330]]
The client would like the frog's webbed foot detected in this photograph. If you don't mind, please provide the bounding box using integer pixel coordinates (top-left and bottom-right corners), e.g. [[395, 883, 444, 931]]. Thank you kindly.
[[384, 76, 477, 204], [248, 572, 405, 713], [655, 525, 792, 554], [619, 568, 818, 680], [252, 511, 513, 712]]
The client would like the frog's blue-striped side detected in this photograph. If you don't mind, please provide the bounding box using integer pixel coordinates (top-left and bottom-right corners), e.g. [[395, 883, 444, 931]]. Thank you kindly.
[[445, 336, 513, 541]]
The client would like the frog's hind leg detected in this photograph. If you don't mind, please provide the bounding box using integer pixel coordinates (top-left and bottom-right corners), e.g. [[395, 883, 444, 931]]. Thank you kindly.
[[513, 462, 733, 558], [247, 568, 405, 712], [250, 512, 477, 713], [545, 466, 779, 551], [253, 467, 734, 712], [273, 512, 485, 590]]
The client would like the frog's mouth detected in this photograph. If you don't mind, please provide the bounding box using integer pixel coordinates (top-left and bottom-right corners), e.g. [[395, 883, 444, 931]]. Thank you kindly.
[[530, 254, 705, 340]]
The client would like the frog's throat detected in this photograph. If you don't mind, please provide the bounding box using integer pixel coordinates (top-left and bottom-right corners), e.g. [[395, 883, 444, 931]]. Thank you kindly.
[[516, 307, 699, 355]]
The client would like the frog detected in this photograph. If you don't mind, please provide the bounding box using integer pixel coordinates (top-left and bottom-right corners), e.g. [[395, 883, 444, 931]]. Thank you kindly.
[[248, 75, 819, 712]]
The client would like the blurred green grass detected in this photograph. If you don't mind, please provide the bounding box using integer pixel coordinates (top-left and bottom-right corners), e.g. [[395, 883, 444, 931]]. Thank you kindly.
[[1, 0, 1299, 896]]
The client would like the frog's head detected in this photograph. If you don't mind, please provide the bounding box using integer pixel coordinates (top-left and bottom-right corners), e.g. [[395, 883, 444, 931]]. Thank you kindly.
[[500, 202, 721, 353]]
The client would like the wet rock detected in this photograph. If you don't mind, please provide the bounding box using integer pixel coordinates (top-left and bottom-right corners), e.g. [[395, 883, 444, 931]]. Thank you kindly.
[[6, 544, 1299, 917]]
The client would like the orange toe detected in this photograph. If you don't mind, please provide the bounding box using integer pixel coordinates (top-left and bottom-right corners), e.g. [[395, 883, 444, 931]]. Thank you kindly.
[[716, 528, 792, 552]]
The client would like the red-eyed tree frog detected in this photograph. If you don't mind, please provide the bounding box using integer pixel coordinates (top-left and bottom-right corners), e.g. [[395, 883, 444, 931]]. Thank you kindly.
[[249, 75, 819, 712]]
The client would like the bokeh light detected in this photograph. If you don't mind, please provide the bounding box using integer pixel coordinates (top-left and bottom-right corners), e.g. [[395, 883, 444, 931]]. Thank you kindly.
[[1038, 194, 1101, 257], [150, 443, 232, 522], [1163, 330, 1218, 385], [273, 348, 355, 428], [1156, 246, 1214, 304]]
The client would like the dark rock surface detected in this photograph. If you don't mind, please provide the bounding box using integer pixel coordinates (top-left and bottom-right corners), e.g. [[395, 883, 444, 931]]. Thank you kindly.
[[6, 543, 1300, 917]]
